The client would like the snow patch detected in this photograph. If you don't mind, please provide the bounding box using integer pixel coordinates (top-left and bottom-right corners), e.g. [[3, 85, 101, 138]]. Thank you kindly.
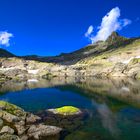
[[122, 57, 134, 64], [0, 67, 16, 71], [28, 69, 39, 74], [135, 56, 140, 59], [27, 79, 38, 83], [122, 55, 140, 64]]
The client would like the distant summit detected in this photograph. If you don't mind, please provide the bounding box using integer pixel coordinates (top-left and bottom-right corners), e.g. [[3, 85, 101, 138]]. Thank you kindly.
[[106, 31, 127, 45]]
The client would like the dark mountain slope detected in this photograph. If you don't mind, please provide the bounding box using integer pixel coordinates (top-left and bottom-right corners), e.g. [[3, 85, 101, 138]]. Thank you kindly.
[[44, 32, 139, 65], [0, 48, 15, 57], [0, 32, 139, 65]]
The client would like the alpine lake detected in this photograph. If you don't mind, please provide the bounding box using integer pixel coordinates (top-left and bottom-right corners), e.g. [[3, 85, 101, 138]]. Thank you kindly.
[[1, 77, 140, 140]]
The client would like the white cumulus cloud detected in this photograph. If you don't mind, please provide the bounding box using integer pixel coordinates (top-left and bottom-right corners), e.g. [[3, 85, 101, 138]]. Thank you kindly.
[[0, 31, 13, 47], [85, 25, 94, 37], [85, 7, 131, 43], [122, 19, 132, 27]]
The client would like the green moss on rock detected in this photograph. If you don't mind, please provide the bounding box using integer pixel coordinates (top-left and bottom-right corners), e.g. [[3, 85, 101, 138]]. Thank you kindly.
[[48, 106, 81, 116], [56, 106, 80, 114], [0, 101, 25, 117]]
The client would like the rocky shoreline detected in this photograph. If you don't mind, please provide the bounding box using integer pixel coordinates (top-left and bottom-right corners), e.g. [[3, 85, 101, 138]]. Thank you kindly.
[[0, 101, 86, 140], [0, 56, 140, 84], [0, 101, 62, 140]]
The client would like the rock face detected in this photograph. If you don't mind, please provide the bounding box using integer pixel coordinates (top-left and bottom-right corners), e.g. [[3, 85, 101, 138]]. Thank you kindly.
[[0, 101, 62, 140], [106, 31, 127, 45]]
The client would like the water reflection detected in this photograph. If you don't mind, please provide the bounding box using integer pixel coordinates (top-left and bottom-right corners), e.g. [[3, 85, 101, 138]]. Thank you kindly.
[[1, 77, 140, 140], [96, 103, 120, 137], [1, 77, 140, 108]]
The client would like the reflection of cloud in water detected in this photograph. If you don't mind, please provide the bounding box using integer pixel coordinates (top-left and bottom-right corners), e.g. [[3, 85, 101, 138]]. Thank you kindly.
[[120, 86, 130, 92], [92, 100, 120, 137]]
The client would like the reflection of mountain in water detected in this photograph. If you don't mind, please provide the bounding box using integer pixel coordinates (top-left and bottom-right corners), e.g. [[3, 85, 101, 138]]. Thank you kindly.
[[1, 77, 140, 140], [1, 77, 140, 108]]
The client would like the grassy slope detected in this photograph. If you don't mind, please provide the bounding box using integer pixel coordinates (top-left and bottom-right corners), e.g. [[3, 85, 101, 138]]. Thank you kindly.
[[77, 38, 140, 67]]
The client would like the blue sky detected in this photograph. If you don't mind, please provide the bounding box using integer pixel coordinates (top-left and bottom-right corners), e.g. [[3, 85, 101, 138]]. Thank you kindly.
[[0, 0, 140, 56]]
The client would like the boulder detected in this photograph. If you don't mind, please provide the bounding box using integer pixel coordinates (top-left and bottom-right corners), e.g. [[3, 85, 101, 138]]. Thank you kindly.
[[14, 124, 26, 136], [0, 101, 26, 118], [0, 133, 19, 140], [27, 124, 62, 140], [0, 126, 14, 134], [0, 110, 20, 123], [43, 106, 87, 131], [20, 135, 28, 140], [0, 101, 63, 140], [26, 113, 41, 124], [0, 119, 3, 128]]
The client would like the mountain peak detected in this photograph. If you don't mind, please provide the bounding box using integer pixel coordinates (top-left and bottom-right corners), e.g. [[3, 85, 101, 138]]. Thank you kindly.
[[110, 31, 119, 37], [106, 31, 120, 41], [106, 31, 127, 45]]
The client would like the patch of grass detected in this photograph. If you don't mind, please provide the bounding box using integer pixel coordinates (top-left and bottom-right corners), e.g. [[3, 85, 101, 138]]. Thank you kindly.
[[78, 39, 140, 65]]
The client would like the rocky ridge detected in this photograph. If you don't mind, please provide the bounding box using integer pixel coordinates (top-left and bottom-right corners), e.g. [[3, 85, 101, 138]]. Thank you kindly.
[[0, 32, 140, 80]]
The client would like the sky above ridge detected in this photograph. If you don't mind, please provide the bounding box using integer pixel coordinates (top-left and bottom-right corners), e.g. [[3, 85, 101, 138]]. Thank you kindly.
[[0, 0, 140, 56]]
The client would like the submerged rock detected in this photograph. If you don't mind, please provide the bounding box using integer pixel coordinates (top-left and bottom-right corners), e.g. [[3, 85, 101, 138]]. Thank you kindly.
[[39, 106, 88, 132]]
